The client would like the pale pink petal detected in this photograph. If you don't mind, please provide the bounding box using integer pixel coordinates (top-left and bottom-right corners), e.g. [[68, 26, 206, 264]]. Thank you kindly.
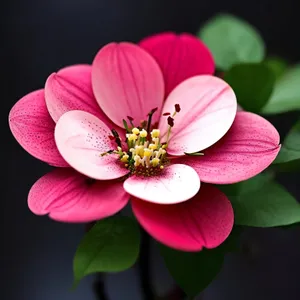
[[28, 168, 129, 222], [131, 184, 233, 251], [45, 64, 117, 129], [123, 164, 200, 204], [177, 112, 280, 184], [54, 110, 129, 180], [8, 89, 68, 167], [159, 75, 237, 156], [92, 42, 164, 128], [140, 32, 215, 97]]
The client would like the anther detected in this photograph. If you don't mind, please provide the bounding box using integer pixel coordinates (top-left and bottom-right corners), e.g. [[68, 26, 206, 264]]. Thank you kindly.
[[143, 148, 152, 157], [149, 143, 157, 150], [175, 104, 181, 113], [132, 127, 140, 135], [167, 116, 174, 127], [151, 129, 160, 138], [148, 107, 158, 115], [140, 129, 148, 138], [120, 154, 129, 163], [127, 133, 138, 141]]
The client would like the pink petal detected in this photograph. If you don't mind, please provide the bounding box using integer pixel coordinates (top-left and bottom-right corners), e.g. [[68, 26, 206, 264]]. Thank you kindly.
[[159, 75, 237, 155], [131, 184, 233, 251], [8, 89, 68, 167], [54, 110, 129, 180], [123, 164, 200, 204], [178, 112, 280, 184], [92, 42, 164, 128], [45, 64, 116, 128], [28, 168, 129, 222], [140, 32, 215, 97]]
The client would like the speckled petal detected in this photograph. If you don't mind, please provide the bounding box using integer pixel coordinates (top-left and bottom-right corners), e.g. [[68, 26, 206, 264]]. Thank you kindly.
[[177, 112, 280, 184], [8, 89, 68, 167], [123, 164, 200, 204], [55, 110, 129, 180], [131, 184, 233, 251], [45, 64, 117, 131], [28, 168, 129, 222], [159, 75, 237, 155], [140, 32, 215, 97], [92, 42, 164, 128]]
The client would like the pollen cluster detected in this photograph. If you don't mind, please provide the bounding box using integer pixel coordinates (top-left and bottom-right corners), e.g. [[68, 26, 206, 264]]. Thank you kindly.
[[101, 104, 181, 177], [118, 127, 168, 176]]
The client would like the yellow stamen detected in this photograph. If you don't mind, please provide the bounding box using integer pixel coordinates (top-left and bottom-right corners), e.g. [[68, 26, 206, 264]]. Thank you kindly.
[[132, 127, 140, 135], [135, 145, 144, 156], [151, 157, 160, 167], [127, 133, 138, 141], [134, 155, 141, 167], [143, 148, 153, 157], [149, 143, 157, 150], [140, 129, 148, 138], [120, 154, 129, 163], [151, 129, 160, 138]]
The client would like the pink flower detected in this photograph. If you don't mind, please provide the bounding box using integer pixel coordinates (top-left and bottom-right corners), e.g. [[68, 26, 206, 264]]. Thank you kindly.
[[8, 33, 280, 251]]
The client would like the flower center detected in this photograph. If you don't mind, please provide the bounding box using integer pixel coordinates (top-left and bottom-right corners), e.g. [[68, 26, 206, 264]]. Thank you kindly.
[[101, 104, 181, 177], [120, 127, 168, 176]]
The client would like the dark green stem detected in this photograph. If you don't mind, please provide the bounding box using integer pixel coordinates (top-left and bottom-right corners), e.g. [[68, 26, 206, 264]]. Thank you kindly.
[[93, 273, 109, 300], [138, 229, 155, 300]]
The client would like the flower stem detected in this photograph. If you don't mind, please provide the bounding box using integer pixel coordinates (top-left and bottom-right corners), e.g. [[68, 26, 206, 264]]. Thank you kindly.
[[93, 273, 109, 300], [86, 223, 110, 300], [138, 229, 155, 300]]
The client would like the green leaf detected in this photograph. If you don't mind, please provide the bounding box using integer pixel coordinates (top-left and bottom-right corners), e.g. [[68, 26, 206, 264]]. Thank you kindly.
[[159, 229, 241, 297], [159, 246, 224, 297], [264, 56, 288, 80], [221, 174, 300, 227], [73, 216, 140, 286], [224, 63, 275, 112], [198, 13, 265, 70], [272, 120, 300, 171], [262, 64, 300, 114]]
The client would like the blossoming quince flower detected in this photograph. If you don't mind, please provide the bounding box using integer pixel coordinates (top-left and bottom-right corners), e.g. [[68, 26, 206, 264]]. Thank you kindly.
[[9, 33, 280, 252]]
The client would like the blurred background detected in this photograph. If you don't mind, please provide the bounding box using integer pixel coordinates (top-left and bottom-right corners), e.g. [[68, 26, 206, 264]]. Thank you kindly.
[[2, 0, 300, 299]]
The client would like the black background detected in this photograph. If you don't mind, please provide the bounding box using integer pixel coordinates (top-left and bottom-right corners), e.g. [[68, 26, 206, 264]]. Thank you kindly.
[[2, 0, 300, 299]]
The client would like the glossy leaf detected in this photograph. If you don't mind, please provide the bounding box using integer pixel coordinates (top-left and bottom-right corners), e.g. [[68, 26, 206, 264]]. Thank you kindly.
[[73, 216, 140, 285], [273, 120, 300, 171], [224, 63, 275, 112], [262, 64, 300, 114], [199, 14, 265, 70], [264, 56, 288, 80], [159, 245, 224, 297], [159, 228, 241, 297], [220, 174, 300, 227]]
